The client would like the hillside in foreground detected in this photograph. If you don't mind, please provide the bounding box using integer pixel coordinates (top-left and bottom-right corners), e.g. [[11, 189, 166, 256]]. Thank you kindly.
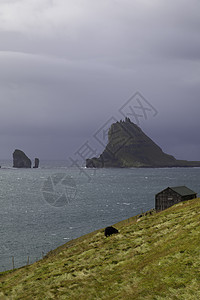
[[1, 198, 200, 299], [86, 118, 200, 168]]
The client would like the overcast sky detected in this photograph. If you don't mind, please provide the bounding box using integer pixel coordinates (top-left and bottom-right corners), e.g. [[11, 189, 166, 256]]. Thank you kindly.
[[0, 0, 199, 162]]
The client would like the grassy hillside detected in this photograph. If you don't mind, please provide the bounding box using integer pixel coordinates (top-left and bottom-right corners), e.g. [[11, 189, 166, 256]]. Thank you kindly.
[[1, 198, 200, 299]]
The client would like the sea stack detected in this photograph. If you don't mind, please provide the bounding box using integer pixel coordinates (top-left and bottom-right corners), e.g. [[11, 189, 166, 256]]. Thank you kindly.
[[13, 149, 32, 168], [33, 158, 39, 168]]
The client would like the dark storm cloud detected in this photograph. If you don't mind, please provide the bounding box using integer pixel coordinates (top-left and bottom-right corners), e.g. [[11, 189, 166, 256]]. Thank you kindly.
[[0, 0, 199, 160]]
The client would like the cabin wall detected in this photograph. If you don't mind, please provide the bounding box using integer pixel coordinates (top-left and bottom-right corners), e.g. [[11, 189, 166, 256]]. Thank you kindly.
[[182, 194, 197, 201], [155, 189, 197, 211], [155, 188, 182, 211]]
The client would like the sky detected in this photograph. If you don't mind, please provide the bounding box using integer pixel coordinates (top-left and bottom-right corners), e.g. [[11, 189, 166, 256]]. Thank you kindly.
[[0, 0, 199, 162]]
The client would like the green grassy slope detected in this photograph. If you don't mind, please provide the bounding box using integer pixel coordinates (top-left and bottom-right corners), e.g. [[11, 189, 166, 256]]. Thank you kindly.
[[1, 198, 200, 299]]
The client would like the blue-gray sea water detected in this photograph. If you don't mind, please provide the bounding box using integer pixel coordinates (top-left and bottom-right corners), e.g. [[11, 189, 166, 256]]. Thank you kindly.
[[0, 160, 200, 272]]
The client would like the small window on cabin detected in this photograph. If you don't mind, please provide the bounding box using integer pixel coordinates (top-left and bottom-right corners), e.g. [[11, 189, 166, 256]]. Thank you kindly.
[[168, 197, 173, 200]]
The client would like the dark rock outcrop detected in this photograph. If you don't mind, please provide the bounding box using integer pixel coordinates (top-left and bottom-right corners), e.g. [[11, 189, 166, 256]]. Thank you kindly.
[[86, 118, 200, 168], [13, 149, 32, 168], [105, 226, 119, 237], [33, 158, 39, 168]]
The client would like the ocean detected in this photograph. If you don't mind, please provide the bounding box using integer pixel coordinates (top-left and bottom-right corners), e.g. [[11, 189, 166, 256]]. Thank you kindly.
[[0, 160, 200, 272]]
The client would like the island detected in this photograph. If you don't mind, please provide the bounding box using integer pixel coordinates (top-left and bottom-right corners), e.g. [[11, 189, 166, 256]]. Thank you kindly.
[[86, 118, 200, 168], [33, 158, 40, 168], [13, 149, 32, 168]]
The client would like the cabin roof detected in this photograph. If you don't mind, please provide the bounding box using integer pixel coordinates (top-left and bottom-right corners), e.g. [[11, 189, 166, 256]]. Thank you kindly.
[[169, 186, 196, 196]]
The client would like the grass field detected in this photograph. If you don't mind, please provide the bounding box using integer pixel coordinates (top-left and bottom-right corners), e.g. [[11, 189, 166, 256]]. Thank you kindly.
[[1, 198, 200, 299]]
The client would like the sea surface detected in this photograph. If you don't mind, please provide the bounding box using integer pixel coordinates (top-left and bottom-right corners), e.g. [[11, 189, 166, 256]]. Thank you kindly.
[[0, 160, 200, 272]]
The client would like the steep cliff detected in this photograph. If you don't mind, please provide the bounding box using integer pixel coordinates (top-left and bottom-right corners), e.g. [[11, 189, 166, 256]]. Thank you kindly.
[[33, 158, 39, 168], [13, 149, 32, 168], [86, 118, 200, 168]]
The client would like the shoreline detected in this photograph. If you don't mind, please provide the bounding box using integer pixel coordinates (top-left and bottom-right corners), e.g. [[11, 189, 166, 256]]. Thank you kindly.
[[1, 198, 200, 299], [1, 209, 155, 274]]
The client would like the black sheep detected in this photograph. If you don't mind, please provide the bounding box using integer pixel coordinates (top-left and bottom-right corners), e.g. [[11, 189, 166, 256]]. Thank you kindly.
[[104, 226, 119, 237]]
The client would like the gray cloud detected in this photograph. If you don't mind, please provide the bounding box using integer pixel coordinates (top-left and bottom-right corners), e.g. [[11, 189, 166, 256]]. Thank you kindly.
[[0, 0, 199, 161]]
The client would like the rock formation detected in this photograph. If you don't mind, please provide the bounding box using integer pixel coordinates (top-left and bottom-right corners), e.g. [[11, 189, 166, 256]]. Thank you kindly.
[[86, 118, 200, 168], [13, 149, 32, 168], [33, 158, 39, 168]]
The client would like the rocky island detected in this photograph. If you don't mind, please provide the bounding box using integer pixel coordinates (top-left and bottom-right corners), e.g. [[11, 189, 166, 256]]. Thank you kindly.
[[33, 158, 40, 168], [86, 118, 200, 168], [13, 149, 32, 168]]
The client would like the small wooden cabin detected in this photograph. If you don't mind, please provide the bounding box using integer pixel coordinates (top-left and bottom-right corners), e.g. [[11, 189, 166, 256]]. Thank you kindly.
[[155, 186, 197, 211]]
